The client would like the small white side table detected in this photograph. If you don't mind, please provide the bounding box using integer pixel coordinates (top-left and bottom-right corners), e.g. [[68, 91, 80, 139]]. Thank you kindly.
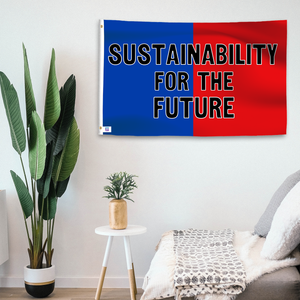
[[95, 225, 147, 300]]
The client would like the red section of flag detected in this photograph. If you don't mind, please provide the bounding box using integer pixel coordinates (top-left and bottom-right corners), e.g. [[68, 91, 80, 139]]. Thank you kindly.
[[193, 20, 287, 136]]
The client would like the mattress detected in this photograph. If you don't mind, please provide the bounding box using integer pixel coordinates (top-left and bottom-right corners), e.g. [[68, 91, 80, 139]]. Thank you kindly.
[[149, 264, 300, 300], [236, 266, 300, 300]]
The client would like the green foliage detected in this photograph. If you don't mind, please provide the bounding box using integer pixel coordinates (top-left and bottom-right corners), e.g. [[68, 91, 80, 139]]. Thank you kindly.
[[10, 170, 34, 219], [37, 142, 55, 199], [38, 183, 57, 221], [51, 75, 76, 155], [29, 111, 47, 181], [23, 43, 36, 128], [103, 172, 138, 202], [52, 117, 80, 183], [0, 72, 26, 155], [44, 49, 60, 131], [0, 45, 80, 269], [56, 176, 70, 198]]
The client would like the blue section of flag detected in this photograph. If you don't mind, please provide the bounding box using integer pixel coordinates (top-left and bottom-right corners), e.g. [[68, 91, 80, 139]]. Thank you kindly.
[[102, 20, 194, 136]]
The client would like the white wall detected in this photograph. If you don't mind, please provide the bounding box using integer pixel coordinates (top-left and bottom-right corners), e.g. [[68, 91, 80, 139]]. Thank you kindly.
[[1, 0, 300, 288]]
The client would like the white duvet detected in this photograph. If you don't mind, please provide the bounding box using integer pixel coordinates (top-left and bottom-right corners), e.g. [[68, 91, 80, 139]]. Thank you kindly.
[[141, 230, 300, 300]]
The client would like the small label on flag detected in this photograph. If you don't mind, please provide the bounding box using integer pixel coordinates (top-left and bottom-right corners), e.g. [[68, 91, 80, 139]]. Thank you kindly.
[[103, 126, 112, 133]]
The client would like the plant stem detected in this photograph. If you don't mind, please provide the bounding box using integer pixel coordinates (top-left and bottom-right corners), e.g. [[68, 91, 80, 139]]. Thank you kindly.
[[19, 154, 29, 190], [47, 216, 55, 267], [33, 180, 36, 232], [19, 154, 35, 265], [23, 213, 32, 251], [47, 200, 50, 262]]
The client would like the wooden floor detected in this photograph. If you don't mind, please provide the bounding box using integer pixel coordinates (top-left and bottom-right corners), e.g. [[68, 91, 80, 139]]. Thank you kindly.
[[0, 288, 144, 300]]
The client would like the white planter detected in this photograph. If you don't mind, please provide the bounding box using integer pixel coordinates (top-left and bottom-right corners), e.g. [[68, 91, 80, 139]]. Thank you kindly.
[[24, 265, 55, 298]]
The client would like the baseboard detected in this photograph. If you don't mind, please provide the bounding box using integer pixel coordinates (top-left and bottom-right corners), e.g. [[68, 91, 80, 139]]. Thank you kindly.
[[0, 276, 144, 288]]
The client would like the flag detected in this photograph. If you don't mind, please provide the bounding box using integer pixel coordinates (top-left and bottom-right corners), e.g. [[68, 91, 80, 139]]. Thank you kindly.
[[99, 20, 287, 136]]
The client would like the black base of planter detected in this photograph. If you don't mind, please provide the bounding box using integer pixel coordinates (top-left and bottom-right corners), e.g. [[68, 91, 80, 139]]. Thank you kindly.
[[25, 282, 55, 298]]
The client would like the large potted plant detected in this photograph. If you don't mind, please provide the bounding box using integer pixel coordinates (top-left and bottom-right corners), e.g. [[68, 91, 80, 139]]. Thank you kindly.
[[103, 172, 137, 230], [0, 45, 80, 297]]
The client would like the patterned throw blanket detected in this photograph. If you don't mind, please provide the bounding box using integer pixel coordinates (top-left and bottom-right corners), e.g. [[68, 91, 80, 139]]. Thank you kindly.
[[173, 229, 246, 299]]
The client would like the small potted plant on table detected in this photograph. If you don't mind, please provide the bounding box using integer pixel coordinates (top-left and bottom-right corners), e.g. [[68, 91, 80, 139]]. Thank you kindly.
[[103, 172, 138, 230]]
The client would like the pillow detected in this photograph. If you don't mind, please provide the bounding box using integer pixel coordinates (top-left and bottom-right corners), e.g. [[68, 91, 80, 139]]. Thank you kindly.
[[261, 180, 300, 260], [254, 169, 300, 237]]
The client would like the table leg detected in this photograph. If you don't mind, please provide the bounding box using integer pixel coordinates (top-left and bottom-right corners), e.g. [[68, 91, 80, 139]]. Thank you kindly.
[[128, 238, 137, 294], [132, 263, 137, 295], [95, 236, 113, 300], [124, 236, 136, 300]]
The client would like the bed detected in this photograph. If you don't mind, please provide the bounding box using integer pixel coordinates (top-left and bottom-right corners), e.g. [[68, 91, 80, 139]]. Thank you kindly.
[[141, 170, 300, 300]]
